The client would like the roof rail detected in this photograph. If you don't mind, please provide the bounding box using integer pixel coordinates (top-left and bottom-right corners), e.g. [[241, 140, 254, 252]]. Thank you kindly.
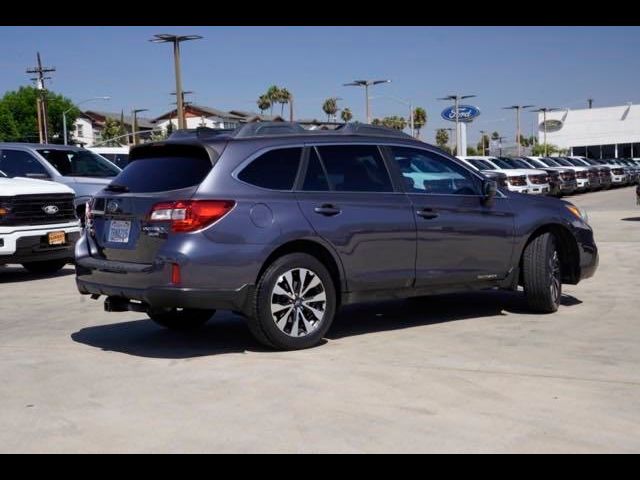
[[333, 122, 414, 138], [168, 127, 235, 140], [231, 122, 307, 138]]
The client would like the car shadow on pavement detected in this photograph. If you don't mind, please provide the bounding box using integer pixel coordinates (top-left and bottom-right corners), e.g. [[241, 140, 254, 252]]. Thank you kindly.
[[621, 216, 640, 222], [70, 290, 582, 359], [0, 265, 75, 284]]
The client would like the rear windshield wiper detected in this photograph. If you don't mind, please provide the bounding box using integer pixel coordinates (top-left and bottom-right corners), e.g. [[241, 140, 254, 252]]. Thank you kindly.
[[105, 183, 130, 193]]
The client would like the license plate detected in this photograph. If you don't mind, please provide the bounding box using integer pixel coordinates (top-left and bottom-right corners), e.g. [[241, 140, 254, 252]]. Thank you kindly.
[[108, 220, 131, 243], [48, 231, 66, 246]]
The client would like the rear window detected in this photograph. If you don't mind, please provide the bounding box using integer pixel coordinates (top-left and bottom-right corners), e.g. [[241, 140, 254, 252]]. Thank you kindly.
[[109, 156, 212, 193], [238, 148, 302, 190]]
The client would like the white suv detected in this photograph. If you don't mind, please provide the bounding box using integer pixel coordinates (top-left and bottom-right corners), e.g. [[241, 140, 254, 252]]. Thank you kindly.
[[0, 171, 81, 273]]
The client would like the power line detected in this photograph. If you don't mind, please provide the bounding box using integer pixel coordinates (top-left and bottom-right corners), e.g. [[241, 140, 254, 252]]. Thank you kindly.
[[26, 52, 55, 143]]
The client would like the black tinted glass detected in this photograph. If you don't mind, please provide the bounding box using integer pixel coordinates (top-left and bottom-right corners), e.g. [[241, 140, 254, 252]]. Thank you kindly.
[[316, 145, 392, 192], [110, 156, 212, 193], [302, 148, 330, 191], [238, 148, 302, 190], [0, 150, 49, 178], [37, 149, 120, 177]]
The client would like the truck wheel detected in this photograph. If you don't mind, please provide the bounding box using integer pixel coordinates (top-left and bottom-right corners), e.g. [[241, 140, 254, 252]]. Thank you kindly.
[[522, 232, 562, 313], [248, 253, 336, 350], [22, 260, 68, 274], [148, 308, 215, 330]]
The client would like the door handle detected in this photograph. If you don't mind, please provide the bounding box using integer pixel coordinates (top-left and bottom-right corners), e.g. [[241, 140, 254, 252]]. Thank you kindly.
[[314, 204, 341, 216], [416, 208, 439, 220]]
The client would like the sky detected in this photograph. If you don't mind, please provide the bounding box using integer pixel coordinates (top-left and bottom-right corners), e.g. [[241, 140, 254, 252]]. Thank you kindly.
[[1, 26, 639, 144]]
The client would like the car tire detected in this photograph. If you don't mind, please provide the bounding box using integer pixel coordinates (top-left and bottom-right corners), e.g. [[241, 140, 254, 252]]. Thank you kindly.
[[248, 253, 336, 350], [148, 308, 215, 330], [22, 259, 68, 274], [522, 232, 562, 313]]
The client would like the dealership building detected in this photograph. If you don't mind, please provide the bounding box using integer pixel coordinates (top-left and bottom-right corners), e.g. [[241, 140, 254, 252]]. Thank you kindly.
[[539, 103, 640, 158]]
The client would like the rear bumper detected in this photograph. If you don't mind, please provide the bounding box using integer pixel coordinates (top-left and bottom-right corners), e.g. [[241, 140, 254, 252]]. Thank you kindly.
[[77, 278, 254, 314]]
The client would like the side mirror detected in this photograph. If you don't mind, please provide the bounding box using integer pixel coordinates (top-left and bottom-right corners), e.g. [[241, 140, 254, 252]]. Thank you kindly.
[[482, 179, 498, 203]]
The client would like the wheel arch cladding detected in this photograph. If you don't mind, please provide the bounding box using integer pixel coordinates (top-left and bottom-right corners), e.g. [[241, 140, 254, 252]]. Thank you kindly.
[[257, 239, 344, 305], [520, 224, 580, 284]]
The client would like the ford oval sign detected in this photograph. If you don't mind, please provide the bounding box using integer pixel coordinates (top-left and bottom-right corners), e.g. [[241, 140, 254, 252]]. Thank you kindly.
[[42, 205, 59, 215], [441, 105, 481, 123]]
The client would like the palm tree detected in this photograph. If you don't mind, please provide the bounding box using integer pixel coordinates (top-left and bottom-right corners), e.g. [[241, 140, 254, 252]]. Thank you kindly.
[[491, 131, 500, 140], [372, 118, 382, 126], [322, 97, 338, 122], [341, 107, 353, 123], [257, 95, 271, 115], [279, 88, 291, 117], [412, 107, 427, 138], [436, 128, 449, 149], [266, 85, 280, 116]]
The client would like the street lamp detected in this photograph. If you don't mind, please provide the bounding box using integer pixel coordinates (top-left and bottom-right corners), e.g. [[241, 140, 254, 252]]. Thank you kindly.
[[63, 96, 110, 145], [150, 33, 203, 130], [479, 129, 487, 155], [343, 79, 391, 124], [371, 95, 414, 137], [531, 107, 559, 156], [131, 108, 149, 146], [503, 105, 534, 156], [438, 94, 476, 156]]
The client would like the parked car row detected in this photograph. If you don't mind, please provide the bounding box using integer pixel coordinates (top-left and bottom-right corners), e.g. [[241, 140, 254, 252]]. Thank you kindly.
[[457, 155, 640, 196]]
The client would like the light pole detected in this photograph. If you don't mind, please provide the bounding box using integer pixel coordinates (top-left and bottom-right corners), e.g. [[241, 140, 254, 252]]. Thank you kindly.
[[131, 108, 149, 146], [438, 94, 476, 156], [343, 79, 391, 124], [503, 105, 534, 156], [372, 95, 414, 136], [63, 96, 110, 145], [479, 129, 487, 155], [531, 107, 559, 156], [150, 34, 203, 130]]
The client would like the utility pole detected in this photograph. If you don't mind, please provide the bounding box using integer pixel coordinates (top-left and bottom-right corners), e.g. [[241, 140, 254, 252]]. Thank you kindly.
[[531, 107, 559, 157], [150, 34, 203, 130], [503, 105, 534, 156], [26, 52, 55, 143], [438, 94, 476, 156], [289, 93, 294, 122], [588, 98, 593, 109]]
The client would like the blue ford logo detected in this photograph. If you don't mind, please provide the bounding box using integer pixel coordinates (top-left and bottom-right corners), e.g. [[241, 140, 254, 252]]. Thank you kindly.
[[441, 105, 481, 123], [42, 205, 59, 215], [106, 201, 119, 213]]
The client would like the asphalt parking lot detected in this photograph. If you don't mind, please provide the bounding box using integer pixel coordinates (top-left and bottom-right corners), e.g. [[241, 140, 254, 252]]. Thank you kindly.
[[1, 186, 639, 453]]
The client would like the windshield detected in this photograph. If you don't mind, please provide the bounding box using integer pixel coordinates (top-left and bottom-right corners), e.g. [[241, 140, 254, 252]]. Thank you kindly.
[[488, 157, 514, 169], [581, 158, 599, 165], [468, 159, 495, 170], [509, 158, 534, 169], [525, 158, 547, 168], [565, 158, 586, 166], [551, 157, 574, 167], [37, 149, 121, 178], [0, 170, 6, 178]]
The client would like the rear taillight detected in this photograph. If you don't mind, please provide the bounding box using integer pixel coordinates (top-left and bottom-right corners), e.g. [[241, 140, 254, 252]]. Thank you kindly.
[[149, 200, 235, 233]]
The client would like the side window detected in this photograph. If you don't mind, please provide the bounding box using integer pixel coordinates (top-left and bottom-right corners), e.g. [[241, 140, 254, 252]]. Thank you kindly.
[[238, 147, 302, 190], [315, 145, 393, 192], [0, 150, 49, 178], [302, 148, 330, 191], [390, 147, 479, 195]]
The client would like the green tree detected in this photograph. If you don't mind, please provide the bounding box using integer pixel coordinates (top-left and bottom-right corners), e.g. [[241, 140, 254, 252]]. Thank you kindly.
[[371, 118, 382, 126], [466, 146, 478, 155], [381, 116, 406, 130], [412, 107, 427, 138], [340, 107, 353, 123], [531, 143, 562, 156], [278, 88, 291, 117], [265, 85, 280, 116], [491, 131, 500, 140], [257, 95, 271, 115], [436, 128, 449, 149], [322, 97, 339, 122], [0, 102, 20, 141], [101, 118, 126, 146], [476, 134, 490, 153], [0, 85, 78, 143]]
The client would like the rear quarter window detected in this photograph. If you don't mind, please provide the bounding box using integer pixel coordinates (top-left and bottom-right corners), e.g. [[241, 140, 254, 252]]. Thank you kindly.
[[237, 147, 302, 190]]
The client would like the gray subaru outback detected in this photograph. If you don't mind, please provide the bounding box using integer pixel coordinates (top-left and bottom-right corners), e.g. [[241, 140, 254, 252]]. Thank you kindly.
[[75, 123, 598, 350]]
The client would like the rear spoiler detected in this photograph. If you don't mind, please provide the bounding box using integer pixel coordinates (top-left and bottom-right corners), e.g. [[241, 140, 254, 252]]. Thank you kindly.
[[128, 141, 223, 166]]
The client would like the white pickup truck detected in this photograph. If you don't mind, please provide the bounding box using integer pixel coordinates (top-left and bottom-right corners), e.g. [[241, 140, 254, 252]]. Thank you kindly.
[[0, 171, 81, 273]]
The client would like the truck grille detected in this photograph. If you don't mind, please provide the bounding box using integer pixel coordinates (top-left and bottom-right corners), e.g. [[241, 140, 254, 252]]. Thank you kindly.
[[612, 168, 624, 175], [508, 175, 527, 186], [561, 171, 576, 181], [576, 171, 588, 179], [528, 174, 548, 184], [0, 194, 77, 226]]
